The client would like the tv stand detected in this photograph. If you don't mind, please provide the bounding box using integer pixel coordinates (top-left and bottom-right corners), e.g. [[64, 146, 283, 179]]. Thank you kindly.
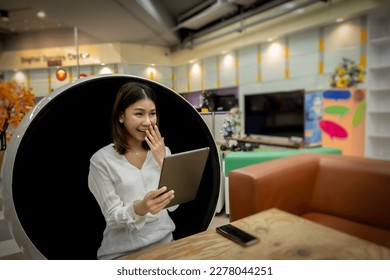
[[232, 136, 302, 148]]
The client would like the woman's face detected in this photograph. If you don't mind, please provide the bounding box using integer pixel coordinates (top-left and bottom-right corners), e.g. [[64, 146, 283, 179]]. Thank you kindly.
[[121, 98, 157, 142]]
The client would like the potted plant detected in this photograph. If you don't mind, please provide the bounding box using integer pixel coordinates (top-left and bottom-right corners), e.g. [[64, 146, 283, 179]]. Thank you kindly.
[[200, 90, 216, 112], [220, 106, 241, 145], [329, 57, 366, 88], [0, 80, 35, 152]]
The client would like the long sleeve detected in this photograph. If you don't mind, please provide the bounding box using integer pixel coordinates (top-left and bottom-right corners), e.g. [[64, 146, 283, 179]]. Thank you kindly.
[[88, 158, 146, 231]]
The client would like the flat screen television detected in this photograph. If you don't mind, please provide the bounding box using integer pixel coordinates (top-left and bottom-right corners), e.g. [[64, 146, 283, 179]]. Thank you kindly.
[[244, 89, 305, 139]]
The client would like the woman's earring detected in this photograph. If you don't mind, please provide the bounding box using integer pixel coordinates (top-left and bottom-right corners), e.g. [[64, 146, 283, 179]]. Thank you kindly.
[[119, 119, 123, 123]]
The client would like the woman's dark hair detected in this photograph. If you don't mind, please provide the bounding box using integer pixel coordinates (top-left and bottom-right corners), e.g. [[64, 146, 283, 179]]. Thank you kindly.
[[112, 82, 158, 154]]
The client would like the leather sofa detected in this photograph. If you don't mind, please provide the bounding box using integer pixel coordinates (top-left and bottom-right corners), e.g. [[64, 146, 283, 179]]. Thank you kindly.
[[222, 147, 341, 215], [229, 153, 390, 248]]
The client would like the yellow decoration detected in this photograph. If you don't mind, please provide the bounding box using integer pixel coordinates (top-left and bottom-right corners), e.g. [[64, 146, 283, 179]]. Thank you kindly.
[[337, 69, 346, 76], [336, 77, 348, 88], [330, 57, 366, 88]]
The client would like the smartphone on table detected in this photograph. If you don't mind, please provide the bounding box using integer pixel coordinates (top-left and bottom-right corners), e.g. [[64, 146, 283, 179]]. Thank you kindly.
[[216, 224, 260, 247]]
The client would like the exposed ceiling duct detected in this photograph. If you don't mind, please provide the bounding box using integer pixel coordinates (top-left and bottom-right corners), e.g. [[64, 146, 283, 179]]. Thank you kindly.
[[186, 0, 291, 38], [171, 0, 296, 52], [176, 0, 239, 30], [134, 0, 263, 45]]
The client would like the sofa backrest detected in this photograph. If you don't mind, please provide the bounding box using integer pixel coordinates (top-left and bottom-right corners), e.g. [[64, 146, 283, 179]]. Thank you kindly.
[[229, 152, 320, 221], [310, 155, 390, 228]]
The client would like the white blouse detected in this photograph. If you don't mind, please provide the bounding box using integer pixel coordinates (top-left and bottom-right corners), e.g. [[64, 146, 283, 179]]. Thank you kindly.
[[88, 144, 177, 259]]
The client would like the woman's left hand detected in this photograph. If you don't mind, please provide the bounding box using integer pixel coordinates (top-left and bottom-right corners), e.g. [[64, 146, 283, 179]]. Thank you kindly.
[[145, 125, 165, 167]]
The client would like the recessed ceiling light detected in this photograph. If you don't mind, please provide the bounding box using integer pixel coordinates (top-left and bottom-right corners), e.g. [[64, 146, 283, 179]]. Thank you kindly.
[[336, 18, 344, 23], [37, 10, 46, 18]]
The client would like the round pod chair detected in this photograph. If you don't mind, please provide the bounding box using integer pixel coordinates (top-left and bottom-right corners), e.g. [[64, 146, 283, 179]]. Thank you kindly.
[[1, 74, 220, 259]]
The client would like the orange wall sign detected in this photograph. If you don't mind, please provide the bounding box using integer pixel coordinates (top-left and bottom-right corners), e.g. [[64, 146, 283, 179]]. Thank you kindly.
[[56, 68, 67, 81]]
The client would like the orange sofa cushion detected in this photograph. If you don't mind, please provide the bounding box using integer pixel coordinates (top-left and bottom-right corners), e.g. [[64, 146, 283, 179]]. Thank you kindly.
[[302, 212, 390, 248], [310, 157, 390, 228]]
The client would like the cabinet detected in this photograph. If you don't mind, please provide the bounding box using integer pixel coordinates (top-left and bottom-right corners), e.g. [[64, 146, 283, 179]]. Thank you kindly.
[[366, 7, 390, 160]]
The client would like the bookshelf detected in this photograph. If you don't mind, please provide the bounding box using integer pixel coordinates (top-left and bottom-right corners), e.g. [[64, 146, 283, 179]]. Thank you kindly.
[[366, 7, 390, 160]]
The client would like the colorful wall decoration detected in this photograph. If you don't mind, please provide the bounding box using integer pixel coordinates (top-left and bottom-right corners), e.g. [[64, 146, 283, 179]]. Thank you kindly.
[[320, 88, 366, 156], [304, 91, 323, 146]]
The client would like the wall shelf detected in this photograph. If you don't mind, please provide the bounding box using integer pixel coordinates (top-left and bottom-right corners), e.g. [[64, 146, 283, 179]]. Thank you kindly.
[[369, 36, 390, 44], [369, 89, 390, 93], [368, 65, 390, 71], [367, 111, 390, 114], [366, 6, 390, 160], [368, 134, 390, 139]]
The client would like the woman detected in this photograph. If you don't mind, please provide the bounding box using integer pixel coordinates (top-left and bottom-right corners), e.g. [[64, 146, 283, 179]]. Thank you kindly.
[[88, 82, 177, 260]]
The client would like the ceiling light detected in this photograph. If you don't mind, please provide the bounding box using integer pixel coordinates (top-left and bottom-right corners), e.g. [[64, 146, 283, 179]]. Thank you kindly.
[[37, 10, 46, 18], [284, 2, 296, 10], [0, 10, 9, 22], [336, 18, 344, 23]]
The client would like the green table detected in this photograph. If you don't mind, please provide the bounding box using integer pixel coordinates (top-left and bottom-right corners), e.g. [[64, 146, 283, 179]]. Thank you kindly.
[[224, 147, 342, 176]]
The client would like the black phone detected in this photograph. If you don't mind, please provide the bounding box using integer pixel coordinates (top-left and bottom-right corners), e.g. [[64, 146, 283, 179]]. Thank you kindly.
[[216, 224, 260, 247]]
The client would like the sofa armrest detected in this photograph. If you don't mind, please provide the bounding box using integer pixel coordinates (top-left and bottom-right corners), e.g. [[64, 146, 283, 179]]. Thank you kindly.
[[229, 153, 320, 221]]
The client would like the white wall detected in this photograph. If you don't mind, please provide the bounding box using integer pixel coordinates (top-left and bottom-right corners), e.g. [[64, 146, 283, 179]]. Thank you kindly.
[[175, 16, 366, 99], [202, 56, 218, 90], [3, 16, 366, 102]]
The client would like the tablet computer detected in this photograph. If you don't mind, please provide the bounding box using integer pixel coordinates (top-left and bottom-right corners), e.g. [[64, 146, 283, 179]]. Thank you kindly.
[[158, 147, 210, 208]]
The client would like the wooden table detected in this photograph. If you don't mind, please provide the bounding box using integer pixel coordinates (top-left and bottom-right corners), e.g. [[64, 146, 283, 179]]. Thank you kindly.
[[118, 208, 390, 260]]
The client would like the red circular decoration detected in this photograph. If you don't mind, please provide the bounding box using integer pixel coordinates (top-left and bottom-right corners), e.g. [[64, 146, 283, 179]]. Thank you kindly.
[[56, 68, 67, 81], [354, 89, 365, 102]]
